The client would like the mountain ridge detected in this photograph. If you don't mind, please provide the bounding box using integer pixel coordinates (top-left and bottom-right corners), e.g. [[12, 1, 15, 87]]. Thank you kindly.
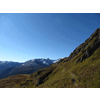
[[0, 61, 23, 71], [0, 58, 59, 79]]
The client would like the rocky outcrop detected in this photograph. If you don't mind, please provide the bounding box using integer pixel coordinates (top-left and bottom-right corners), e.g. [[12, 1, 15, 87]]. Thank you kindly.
[[34, 68, 46, 78], [56, 58, 64, 64], [35, 65, 57, 86], [36, 71, 52, 86], [76, 29, 100, 63], [76, 58, 81, 64], [61, 28, 100, 64], [68, 41, 89, 62]]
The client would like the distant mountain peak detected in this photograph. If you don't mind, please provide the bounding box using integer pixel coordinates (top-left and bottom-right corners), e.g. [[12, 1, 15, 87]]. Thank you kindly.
[[0, 58, 60, 79]]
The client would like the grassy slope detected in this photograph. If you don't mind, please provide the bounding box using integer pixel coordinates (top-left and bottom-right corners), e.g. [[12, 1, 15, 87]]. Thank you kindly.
[[13, 47, 100, 88], [38, 48, 100, 88], [0, 74, 30, 88], [0, 28, 100, 88]]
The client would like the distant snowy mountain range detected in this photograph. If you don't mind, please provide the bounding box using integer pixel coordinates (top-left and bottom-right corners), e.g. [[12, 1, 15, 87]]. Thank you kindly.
[[0, 58, 62, 79], [0, 61, 23, 71]]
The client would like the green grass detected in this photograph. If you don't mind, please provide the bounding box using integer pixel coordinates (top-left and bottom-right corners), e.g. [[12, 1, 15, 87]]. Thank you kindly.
[[0, 74, 29, 88], [0, 46, 99, 88]]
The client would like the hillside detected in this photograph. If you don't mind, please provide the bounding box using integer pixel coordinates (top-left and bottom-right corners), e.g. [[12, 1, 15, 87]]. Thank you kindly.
[[0, 28, 100, 88]]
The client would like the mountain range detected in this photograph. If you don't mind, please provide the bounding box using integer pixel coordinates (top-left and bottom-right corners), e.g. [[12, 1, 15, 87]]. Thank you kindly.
[[0, 28, 100, 88], [0, 61, 23, 71], [0, 58, 59, 79]]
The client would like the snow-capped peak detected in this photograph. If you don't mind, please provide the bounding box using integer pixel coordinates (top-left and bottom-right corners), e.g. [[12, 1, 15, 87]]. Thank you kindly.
[[53, 57, 65, 63]]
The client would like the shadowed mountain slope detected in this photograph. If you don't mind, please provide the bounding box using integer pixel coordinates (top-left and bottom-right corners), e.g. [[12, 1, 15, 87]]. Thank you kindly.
[[0, 61, 23, 71]]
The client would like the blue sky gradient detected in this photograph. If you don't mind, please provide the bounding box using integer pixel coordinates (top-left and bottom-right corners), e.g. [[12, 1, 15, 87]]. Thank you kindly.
[[0, 13, 100, 62]]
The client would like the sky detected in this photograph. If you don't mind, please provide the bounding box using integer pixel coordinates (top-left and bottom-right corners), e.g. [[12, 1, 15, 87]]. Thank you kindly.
[[0, 13, 100, 62]]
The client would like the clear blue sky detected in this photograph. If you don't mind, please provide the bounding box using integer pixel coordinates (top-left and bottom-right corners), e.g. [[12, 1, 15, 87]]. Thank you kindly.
[[0, 13, 100, 62]]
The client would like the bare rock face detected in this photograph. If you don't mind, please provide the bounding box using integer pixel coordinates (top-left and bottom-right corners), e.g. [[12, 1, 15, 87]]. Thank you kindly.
[[76, 40, 100, 63], [76, 28, 100, 64]]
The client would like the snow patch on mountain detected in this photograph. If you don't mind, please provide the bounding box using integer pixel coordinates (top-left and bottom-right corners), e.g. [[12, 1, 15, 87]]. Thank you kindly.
[[53, 58, 64, 63]]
